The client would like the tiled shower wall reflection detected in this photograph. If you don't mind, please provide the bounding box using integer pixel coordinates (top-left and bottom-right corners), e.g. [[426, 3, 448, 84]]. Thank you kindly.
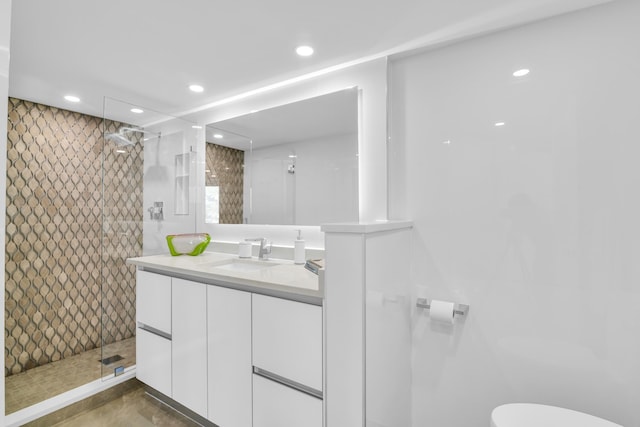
[[205, 142, 244, 224], [5, 98, 141, 376]]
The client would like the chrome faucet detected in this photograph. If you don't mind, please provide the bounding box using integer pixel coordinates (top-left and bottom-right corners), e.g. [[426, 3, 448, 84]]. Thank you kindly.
[[245, 238, 272, 260]]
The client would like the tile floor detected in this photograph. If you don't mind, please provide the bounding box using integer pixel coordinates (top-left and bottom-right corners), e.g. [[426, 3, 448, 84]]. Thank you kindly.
[[5, 337, 136, 414], [6, 337, 201, 425], [42, 383, 200, 427]]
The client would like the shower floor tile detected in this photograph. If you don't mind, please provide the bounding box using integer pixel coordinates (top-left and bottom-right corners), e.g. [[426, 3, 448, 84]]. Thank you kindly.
[[5, 337, 136, 414]]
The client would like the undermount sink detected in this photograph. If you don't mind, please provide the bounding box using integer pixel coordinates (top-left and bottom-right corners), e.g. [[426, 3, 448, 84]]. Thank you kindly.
[[210, 258, 279, 273]]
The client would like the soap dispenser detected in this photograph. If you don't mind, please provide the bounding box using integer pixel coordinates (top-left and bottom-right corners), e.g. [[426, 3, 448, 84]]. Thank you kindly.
[[294, 229, 306, 265]]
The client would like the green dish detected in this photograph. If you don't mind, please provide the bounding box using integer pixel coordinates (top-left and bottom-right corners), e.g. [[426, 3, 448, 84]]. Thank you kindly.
[[166, 233, 211, 256]]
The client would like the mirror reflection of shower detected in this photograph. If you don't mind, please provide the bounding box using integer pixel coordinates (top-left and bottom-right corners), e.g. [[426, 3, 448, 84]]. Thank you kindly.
[[287, 153, 296, 175], [287, 153, 296, 224], [203, 127, 250, 224], [204, 87, 359, 225]]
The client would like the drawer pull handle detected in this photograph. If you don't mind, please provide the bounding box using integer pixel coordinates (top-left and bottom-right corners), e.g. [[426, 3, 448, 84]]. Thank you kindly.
[[253, 367, 323, 400], [138, 323, 172, 341]]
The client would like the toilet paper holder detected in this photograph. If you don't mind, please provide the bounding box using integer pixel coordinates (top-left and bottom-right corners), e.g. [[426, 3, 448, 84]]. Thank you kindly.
[[416, 298, 469, 317]]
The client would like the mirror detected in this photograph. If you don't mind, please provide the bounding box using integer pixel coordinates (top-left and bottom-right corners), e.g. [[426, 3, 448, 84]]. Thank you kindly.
[[205, 88, 359, 225]]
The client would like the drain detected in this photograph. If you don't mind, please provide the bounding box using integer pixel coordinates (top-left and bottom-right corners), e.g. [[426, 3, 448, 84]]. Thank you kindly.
[[99, 354, 124, 365]]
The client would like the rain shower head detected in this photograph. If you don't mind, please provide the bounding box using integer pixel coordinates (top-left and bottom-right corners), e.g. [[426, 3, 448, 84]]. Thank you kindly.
[[119, 126, 156, 134], [105, 132, 135, 146], [105, 127, 160, 147]]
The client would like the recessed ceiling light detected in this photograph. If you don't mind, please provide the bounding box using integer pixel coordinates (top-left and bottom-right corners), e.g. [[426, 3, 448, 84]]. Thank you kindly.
[[189, 84, 204, 93], [64, 95, 80, 103], [192, 125, 203, 129], [495, 122, 506, 127], [213, 133, 223, 139], [296, 45, 314, 57], [116, 149, 127, 154], [513, 69, 530, 77], [131, 108, 144, 114]]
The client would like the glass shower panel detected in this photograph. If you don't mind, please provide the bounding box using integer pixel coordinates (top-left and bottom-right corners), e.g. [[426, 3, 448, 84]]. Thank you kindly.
[[100, 98, 199, 379]]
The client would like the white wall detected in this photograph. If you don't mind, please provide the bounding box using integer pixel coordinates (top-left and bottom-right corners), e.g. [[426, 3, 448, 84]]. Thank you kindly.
[[0, 0, 12, 418], [247, 132, 358, 225], [389, 1, 640, 425], [143, 128, 198, 255]]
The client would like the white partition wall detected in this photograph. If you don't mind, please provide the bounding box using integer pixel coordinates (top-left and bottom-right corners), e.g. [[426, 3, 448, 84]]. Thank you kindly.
[[323, 221, 412, 427], [388, 1, 640, 425], [364, 228, 412, 427]]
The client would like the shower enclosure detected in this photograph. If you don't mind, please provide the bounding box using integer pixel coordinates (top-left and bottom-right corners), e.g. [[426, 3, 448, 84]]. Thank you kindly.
[[4, 96, 198, 419], [100, 97, 199, 380]]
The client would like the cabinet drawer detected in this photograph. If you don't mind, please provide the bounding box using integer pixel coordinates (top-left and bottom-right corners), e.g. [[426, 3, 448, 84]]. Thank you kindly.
[[136, 328, 171, 397], [136, 270, 171, 334], [253, 374, 322, 427], [252, 294, 322, 391]]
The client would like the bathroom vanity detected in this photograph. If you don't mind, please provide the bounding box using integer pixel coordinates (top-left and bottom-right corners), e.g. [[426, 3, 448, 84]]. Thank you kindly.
[[127, 252, 323, 427]]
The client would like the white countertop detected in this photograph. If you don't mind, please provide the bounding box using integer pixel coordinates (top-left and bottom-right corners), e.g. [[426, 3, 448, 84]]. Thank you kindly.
[[127, 251, 323, 303]]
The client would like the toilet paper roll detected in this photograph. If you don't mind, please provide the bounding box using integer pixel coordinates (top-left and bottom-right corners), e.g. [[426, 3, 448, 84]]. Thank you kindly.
[[430, 300, 455, 324]]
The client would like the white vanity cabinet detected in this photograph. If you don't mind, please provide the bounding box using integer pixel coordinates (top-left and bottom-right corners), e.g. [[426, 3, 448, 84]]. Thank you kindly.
[[136, 271, 210, 413], [136, 270, 172, 397], [207, 285, 252, 427], [132, 259, 323, 427], [252, 294, 323, 427], [135, 269, 254, 425], [172, 278, 208, 418]]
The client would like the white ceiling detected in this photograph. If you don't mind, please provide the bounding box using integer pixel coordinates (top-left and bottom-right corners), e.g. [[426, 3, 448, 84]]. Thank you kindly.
[[8, 0, 610, 120]]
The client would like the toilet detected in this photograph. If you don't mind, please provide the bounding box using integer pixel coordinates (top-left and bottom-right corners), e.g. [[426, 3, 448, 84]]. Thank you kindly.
[[491, 403, 622, 427]]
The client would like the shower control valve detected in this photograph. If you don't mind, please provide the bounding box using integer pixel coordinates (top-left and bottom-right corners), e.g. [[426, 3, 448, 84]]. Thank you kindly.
[[148, 201, 164, 221]]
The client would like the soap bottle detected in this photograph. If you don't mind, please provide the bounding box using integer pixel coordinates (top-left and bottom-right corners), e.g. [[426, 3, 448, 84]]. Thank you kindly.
[[294, 229, 306, 264]]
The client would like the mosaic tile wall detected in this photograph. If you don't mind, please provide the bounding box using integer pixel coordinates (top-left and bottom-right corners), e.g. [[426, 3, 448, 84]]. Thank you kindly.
[[5, 98, 142, 376], [205, 143, 244, 224]]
